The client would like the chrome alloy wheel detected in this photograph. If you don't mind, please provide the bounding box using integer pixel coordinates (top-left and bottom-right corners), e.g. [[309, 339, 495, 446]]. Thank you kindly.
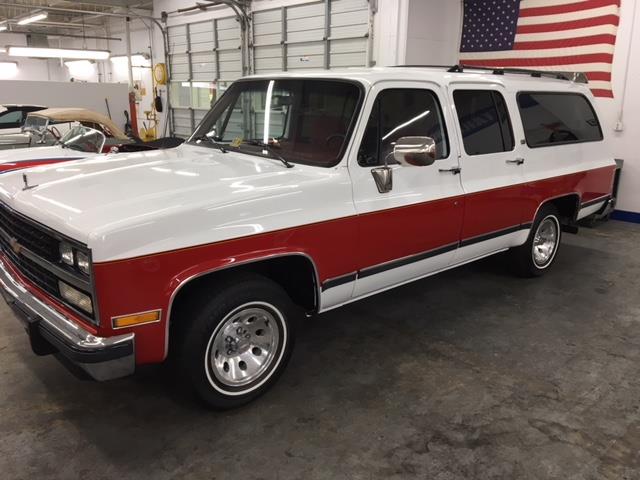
[[206, 303, 282, 390], [532, 215, 559, 268]]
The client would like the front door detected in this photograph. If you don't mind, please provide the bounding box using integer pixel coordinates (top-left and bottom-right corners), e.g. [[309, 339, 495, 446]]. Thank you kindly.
[[448, 84, 527, 263], [349, 81, 465, 298]]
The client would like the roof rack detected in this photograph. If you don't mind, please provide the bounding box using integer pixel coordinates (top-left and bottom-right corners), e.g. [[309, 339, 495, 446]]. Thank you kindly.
[[393, 64, 588, 84], [450, 64, 589, 84]]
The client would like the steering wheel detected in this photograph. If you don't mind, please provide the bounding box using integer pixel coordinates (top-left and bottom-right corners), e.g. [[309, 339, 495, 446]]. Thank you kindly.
[[48, 126, 62, 140], [325, 134, 345, 147]]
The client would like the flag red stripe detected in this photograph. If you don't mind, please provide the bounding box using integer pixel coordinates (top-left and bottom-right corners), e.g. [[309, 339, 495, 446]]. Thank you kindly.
[[585, 71, 612, 81], [460, 53, 613, 67], [519, 0, 620, 18], [516, 15, 619, 34], [591, 88, 614, 98], [514, 34, 616, 50]]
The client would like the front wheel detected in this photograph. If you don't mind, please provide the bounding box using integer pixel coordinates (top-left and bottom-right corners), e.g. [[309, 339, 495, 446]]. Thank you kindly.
[[178, 274, 296, 409], [511, 205, 562, 277]]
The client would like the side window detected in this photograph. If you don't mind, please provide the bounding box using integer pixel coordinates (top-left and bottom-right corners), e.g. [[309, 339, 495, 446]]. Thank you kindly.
[[517, 92, 603, 147], [453, 90, 514, 156], [0, 110, 23, 128], [357, 89, 448, 167]]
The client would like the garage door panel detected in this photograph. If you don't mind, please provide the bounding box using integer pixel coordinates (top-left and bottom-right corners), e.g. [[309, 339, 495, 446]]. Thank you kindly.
[[254, 21, 282, 37], [254, 9, 281, 23], [331, 0, 368, 13], [287, 2, 324, 19], [254, 33, 281, 47]]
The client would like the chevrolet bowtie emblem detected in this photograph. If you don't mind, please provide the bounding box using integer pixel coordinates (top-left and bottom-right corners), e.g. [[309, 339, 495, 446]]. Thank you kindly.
[[22, 173, 37, 191], [9, 237, 22, 255]]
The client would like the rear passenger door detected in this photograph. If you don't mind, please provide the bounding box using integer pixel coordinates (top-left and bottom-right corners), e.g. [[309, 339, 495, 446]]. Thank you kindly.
[[449, 85, 527, 263]]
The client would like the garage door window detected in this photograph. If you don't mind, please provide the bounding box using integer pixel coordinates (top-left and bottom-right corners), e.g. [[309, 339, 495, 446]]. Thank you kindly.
[[517, 92, 603, 147], [453, 90, 514, 156], [358, 89, 449, 167]]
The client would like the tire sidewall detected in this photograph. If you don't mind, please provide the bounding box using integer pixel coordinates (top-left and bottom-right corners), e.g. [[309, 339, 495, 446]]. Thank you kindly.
[[183, 277, 296, 409], [203, 300, 288, 396], [530, 213, 561, 271]]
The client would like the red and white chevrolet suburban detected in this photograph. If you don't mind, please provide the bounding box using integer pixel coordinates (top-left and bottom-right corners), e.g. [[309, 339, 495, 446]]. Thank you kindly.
[[0, 67, 615, 408]]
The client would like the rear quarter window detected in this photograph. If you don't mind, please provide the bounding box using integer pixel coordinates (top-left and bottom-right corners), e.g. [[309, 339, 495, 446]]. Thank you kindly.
[[517, 92, 603, 148]]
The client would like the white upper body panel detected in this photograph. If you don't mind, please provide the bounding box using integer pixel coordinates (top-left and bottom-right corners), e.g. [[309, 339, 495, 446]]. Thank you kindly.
[[0, 144, 355, 262], [0, 67, 614, 263]]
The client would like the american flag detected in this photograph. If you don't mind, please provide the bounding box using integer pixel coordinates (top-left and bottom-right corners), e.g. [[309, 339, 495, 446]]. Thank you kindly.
[[459, 0, 620, 98]]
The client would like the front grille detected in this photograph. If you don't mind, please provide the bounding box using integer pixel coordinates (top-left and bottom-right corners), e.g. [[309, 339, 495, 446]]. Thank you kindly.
[[0, 233, 59, 296], [0, 202, 59, 262], [0, 202, 96, 323]]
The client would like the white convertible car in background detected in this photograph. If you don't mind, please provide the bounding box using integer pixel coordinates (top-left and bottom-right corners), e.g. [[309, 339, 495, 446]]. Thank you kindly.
[[0, 108, 184, 173]]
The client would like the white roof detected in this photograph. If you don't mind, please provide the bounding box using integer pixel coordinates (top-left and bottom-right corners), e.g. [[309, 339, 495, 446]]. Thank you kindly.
[[246, 66, 593, 95]]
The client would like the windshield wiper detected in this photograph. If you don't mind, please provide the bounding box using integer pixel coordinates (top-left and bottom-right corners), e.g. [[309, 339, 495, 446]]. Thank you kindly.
[[193, 134, 228, 153], [242, 140, 294, 169]]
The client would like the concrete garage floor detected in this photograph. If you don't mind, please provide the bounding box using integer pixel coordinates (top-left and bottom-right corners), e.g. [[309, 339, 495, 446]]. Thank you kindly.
[[1, 220, 640, 480]]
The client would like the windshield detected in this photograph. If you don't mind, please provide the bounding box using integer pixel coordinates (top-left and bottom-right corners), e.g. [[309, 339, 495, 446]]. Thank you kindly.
[[22, 114, 48, 132], [60, 125, 106, 153], [189, 79, 362, 167]]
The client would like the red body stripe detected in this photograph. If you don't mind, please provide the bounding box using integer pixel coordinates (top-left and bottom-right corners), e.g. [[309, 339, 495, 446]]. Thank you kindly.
[[461, 53, 613, 67], [0, 158, 77, 173], [513, 34, 616, 50], [516, 15, 619, 34], [2, 166, 617, 365], [519, 0, 620, 17]]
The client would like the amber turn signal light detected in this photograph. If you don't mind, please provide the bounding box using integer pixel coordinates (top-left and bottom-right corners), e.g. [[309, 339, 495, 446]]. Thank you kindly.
[[112, 309, 161, 329]]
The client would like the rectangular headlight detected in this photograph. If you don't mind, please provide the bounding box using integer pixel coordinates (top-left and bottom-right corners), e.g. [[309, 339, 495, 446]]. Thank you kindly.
[[59, 242, 74, 266], [76, 251, 90, 275], [58, 281, 93, 315]]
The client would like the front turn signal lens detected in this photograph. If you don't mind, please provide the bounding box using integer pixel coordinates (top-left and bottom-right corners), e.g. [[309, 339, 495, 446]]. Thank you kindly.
[[112, 309, 161, 329]]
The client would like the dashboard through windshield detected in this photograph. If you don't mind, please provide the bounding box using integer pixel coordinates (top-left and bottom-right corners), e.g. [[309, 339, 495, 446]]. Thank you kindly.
[[189, 79, 362, 167]]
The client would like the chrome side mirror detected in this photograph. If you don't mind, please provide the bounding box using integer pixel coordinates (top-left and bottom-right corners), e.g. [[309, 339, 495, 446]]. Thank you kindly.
[[393, 136, 437, 166]]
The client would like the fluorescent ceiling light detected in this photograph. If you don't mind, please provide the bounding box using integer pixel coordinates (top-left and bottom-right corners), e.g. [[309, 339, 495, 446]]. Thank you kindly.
[[7, 46, 110, 60], [0, 61, 18, 79], [17, 12, 48, 26], [0, 48, 6, 53]]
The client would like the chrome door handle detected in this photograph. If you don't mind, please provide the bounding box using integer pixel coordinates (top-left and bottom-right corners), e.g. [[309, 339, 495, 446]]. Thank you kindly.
[[506, 158, 525, 165], [438, 166, 461, 175]]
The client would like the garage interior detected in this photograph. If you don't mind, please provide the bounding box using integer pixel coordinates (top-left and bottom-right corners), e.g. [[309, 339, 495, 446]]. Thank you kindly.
[[1, 0, 640, 479]]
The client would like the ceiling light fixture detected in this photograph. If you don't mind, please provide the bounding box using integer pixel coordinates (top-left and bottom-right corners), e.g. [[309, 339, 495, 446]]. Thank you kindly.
[[17, 12, 48, 26], [7, 46, 110, 60]]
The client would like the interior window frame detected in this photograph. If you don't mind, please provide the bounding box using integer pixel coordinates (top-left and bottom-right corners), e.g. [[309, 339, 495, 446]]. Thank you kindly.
[[516, 91, 604, 149], [453, 89, 516, 157], [357, 87, 451, 168]]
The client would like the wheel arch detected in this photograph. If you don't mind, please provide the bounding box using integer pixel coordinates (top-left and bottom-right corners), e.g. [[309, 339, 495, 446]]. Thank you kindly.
[[164, 252, 321, 358], [532, 193, 581, 225]]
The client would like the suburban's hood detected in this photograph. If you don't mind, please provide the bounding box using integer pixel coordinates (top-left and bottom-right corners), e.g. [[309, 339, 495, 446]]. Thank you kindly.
[[0, 144, 352, 261]]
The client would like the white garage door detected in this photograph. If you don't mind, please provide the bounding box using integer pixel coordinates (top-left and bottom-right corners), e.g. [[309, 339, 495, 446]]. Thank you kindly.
[[168, 0, 373, 137]]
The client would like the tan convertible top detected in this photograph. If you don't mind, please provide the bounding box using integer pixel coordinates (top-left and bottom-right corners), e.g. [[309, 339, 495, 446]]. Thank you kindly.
[[30, 108, 128, 140]]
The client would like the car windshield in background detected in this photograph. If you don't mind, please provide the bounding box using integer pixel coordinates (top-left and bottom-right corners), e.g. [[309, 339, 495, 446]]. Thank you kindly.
[[189, 79, 362, 167], [60, 126, 105, 153], [22, 115, 48, 132]]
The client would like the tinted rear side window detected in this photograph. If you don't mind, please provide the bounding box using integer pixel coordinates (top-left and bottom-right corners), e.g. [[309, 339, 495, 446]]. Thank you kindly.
[[517, 92, 603, 147], [453, 90, 514, 156]]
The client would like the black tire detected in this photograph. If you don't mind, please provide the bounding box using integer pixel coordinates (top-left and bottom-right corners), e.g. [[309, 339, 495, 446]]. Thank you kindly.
[[511, 204, 562, 277], [177, 273, 296, 409]]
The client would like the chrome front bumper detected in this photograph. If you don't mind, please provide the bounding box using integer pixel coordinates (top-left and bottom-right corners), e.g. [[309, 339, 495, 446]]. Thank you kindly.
[[0, 257, 135, 381]]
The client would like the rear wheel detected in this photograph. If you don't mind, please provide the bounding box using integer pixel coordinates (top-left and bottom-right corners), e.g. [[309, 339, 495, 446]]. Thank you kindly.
[[178, 274, 296, 409], [511, 205, 562, 277]]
